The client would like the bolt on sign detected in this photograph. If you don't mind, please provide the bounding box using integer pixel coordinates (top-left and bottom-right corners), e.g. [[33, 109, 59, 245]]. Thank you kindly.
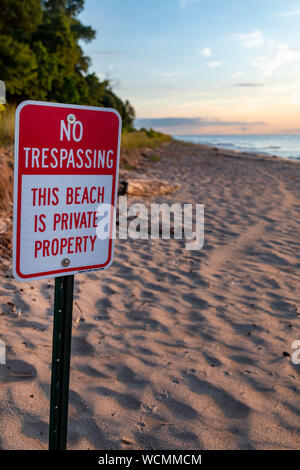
[[13, 101, 121, 281]]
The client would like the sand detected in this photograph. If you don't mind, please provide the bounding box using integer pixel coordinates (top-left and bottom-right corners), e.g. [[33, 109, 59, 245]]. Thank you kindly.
[[0, 140, 300, 450]]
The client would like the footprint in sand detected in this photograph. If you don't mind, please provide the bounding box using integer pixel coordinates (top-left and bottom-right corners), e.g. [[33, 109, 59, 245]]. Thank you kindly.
[[0, 360, 37, 384]]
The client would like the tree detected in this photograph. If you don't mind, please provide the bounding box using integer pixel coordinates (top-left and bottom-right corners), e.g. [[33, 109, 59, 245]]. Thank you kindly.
[[0, 0, 42, 41], [0, 0, 135, 128]]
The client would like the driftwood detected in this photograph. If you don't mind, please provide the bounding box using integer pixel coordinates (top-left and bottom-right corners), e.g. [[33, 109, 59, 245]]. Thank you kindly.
[[119, 179, 181, 196]]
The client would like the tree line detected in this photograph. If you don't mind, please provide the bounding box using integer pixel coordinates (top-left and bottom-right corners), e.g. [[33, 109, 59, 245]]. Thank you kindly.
[[0, 0, 135, 130]]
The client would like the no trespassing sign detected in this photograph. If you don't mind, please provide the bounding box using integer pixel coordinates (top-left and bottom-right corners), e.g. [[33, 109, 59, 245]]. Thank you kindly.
[[13, 101, 121, 281]]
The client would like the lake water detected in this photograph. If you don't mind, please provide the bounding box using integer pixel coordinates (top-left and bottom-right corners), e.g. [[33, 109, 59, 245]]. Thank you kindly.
[[173, 135, 300, 161]]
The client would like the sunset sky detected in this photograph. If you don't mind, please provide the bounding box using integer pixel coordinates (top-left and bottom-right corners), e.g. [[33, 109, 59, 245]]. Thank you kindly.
[[80, 0, 300, 135]]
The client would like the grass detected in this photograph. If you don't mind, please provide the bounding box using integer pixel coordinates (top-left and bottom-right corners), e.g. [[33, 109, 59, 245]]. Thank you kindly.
[[120, 128, 171, 168], [0, 104, 15, 144], [121, 128, 171, 152], [0, 150, 13, 213], [0, 145, 13, 259]]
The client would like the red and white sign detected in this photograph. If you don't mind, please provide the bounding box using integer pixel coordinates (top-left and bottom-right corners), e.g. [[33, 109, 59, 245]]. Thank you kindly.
[[13, 101, 121, 281]]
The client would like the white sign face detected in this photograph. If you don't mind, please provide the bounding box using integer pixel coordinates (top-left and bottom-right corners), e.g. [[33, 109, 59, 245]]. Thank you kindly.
[[13, 101, 121, 281]]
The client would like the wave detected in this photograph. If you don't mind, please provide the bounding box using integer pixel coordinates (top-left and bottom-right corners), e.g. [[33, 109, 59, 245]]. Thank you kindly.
[[217, 142, 236, 147]]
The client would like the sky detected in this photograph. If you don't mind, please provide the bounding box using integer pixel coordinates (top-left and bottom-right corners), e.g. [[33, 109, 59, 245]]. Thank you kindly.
[[79, 0, 300, 135]]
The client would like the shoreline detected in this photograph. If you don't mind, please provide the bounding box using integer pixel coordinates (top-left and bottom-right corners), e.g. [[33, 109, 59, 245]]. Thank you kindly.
[[173, 136, 300, 163]]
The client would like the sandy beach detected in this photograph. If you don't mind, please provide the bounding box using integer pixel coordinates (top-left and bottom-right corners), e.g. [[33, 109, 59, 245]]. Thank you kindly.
[[0, 140, 300, 450]]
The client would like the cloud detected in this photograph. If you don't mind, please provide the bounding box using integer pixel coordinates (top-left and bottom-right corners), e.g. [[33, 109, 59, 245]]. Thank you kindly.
[[236, 83, 264, 87], [232, 71, 243, 78], [208, 61, 222, 68], [232, 30, 264, 48], [283, 128, 300, 133], [201, 47, 211, 57], [231, 30, 300, 77], [135, 117, 266, 129], [252, 44, 300, 77], [180, 0, 200, 9], [274, 9, 300, 17]]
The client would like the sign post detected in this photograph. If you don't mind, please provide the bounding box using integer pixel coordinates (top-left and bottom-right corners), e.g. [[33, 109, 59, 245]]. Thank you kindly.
[[49, 275, 74, 450], [13, 101, 121, 450]]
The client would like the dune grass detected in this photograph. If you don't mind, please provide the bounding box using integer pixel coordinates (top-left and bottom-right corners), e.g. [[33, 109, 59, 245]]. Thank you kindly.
[[0, 156, 13, 211], [0, 105, 15, 144], [121, 128, 171, 152], [120, 128, 171, 169]]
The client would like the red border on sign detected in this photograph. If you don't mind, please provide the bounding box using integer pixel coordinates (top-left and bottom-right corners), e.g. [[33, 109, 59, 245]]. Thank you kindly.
[[13, 101, 121, 281]]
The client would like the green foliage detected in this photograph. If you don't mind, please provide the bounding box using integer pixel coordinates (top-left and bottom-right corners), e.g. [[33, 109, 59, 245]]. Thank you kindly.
[[0, 36, 38, 97], [0, 0, 135, 129], [0, 0, 42, 40]]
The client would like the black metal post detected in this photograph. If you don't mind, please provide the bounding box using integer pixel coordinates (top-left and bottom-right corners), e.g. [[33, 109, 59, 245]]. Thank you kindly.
[[49, 275, 74, 450]]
